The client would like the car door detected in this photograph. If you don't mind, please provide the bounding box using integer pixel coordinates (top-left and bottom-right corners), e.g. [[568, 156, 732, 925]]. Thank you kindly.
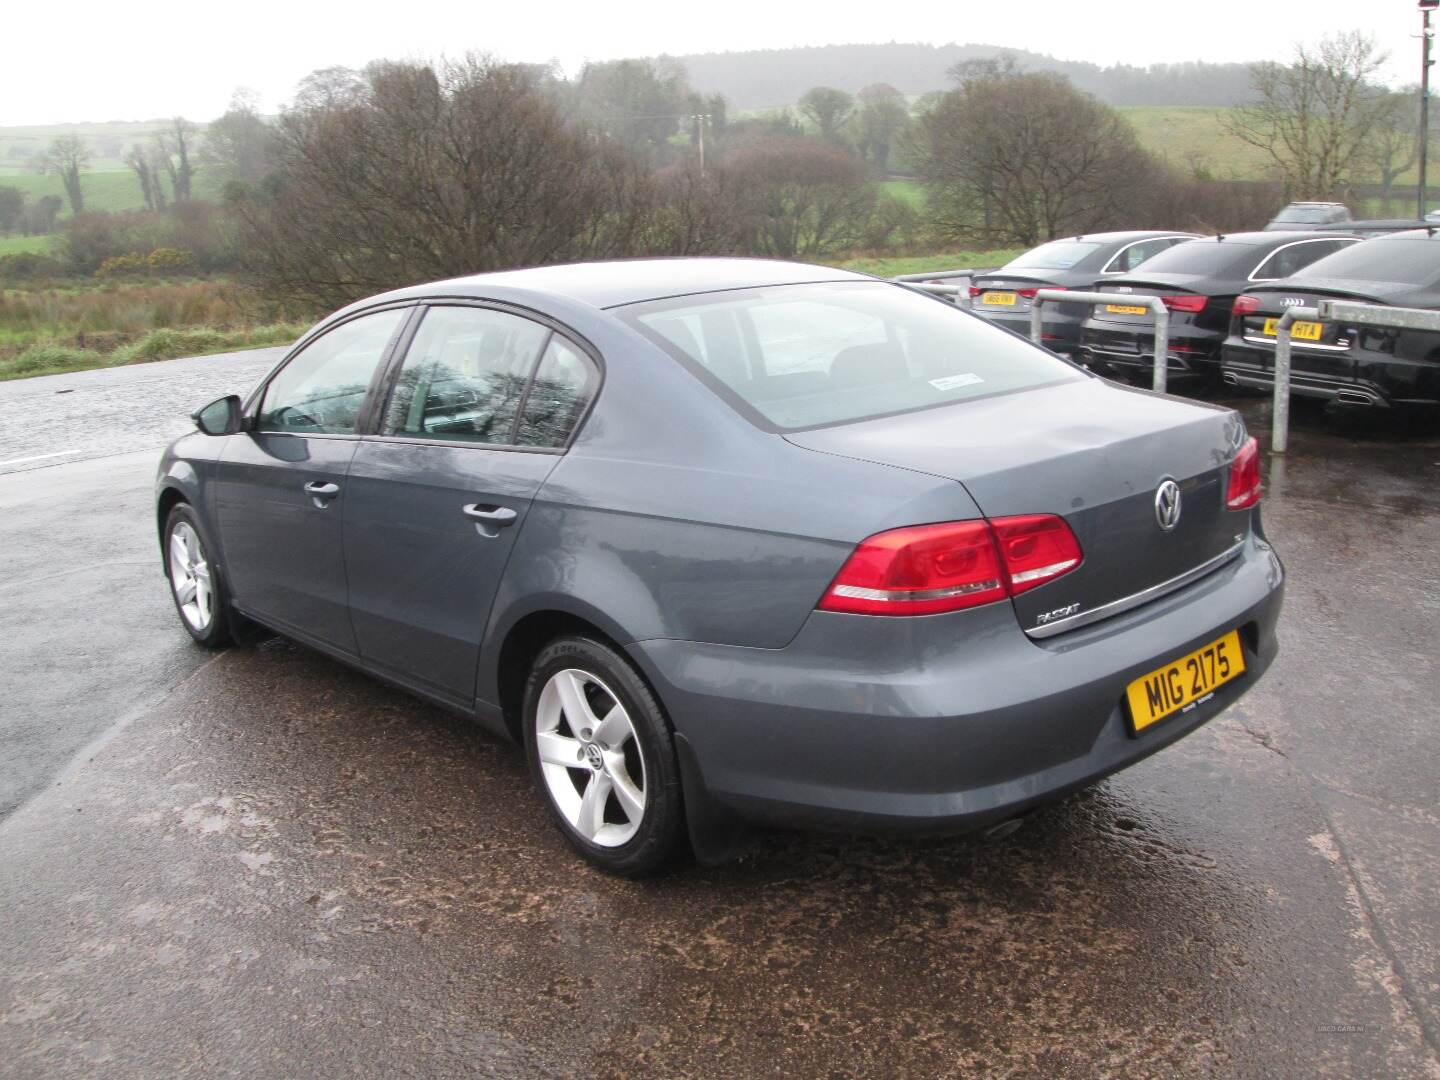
[[342, 303, 599, 707], [216, 306, 411, 654]]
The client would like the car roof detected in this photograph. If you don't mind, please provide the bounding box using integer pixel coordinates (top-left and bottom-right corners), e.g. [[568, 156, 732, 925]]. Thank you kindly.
[[1369, 228, 1440, 239], [395, 258, 870, 309], [1188, 230, 1346, 246], [1045, 230, 1197, 244]]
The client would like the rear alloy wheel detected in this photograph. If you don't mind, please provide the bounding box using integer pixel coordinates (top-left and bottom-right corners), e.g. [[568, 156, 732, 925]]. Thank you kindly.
[[523, 637, 683, 876], [164, 504, 232, 648]]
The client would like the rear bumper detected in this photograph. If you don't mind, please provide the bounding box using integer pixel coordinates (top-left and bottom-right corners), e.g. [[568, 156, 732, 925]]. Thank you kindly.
[[1219, 340, 1419, 407], [973, 307, 1084, 353], [629, 534, 1284, 835], [1079, 322, 1222, 378]]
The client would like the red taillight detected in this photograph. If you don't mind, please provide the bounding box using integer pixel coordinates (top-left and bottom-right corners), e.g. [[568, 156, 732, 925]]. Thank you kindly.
[[1161, 294, 1206, 313], [1017, 285, 1064, 299], [991, 514, 1085, 597], [1226, 436, 1262, 510], [817, 516, 1082, 617], [968, 285, 984, 298], [1233, 295, 1261, 316]]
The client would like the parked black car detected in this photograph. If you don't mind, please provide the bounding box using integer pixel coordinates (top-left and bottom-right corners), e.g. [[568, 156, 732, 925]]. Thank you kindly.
[[1312, 219, 1429, 238], [1220, 229, 1440, 408], [1077, 232, 1361, 386], [967, 231, 1197, 356], [1264, 201, 1351, 231]]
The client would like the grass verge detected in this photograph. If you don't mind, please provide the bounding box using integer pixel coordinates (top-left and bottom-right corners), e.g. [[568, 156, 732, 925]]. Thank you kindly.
[[834, 250, 1020, 277], [0, 323, 304, 381]]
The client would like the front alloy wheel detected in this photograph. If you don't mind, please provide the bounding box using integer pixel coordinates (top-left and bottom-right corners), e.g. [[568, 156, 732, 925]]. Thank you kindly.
[[164, 503, 232, 648]]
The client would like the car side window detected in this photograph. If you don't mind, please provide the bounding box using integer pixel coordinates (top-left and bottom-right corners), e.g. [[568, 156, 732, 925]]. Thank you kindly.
[[516, 336, 599, 448], [1253, 241, 1349, 281], [257, 308, 408, 435], [382, 306, 549, 444], [1110, 238, 1171, 273]]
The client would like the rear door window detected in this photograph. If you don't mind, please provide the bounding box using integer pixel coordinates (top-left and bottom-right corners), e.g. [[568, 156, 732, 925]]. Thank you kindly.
[[381, 306, 549, 444], [1252, 240, 1357, 280]]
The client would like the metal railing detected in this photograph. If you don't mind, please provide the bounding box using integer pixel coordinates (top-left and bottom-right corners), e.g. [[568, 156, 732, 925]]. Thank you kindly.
[[1033, 290, 1172, 394]]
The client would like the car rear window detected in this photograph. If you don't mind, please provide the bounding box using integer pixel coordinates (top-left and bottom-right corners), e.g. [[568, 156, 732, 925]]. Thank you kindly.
[[1119, 241, 1259, 276], [1003, 240, 1102, 270], [1291, 238, 1440, 286], [623, 281, 1082, 431], [1274, 207, 1334, 224]]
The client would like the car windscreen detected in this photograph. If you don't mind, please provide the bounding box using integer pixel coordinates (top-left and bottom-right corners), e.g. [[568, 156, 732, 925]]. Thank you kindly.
[[622, 282, 1083, 431], [1290, 238, 1440, 286], [1003, 240, 1103, 270], [1118, 241, 1259, 276], [1274, 207, 1331, 223]]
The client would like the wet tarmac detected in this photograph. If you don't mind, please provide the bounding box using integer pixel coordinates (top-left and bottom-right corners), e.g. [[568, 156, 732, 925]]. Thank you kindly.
[[1, 358, 1438, 1078]]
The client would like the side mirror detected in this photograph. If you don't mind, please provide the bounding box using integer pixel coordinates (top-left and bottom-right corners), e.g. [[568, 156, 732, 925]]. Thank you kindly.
[[193, 395, 243, 436]]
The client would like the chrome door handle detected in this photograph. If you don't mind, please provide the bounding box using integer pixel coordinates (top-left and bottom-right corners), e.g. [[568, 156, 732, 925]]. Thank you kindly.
[[463, 503, 517, 537], [304, 481, 340, 508]]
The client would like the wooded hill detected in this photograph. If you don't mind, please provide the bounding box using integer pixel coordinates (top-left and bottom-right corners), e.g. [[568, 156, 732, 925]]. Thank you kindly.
[[668, 42, 1256, 111]]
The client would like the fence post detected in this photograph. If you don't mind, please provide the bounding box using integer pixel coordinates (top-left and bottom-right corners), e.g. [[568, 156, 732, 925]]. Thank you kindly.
[[1271, 306, 1319, 455], [1031, 290, 1170, 393]]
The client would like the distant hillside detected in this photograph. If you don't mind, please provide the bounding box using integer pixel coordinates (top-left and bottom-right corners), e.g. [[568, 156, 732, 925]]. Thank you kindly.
[[669, 42, 1255, 111], [0, 120, 196, 173]]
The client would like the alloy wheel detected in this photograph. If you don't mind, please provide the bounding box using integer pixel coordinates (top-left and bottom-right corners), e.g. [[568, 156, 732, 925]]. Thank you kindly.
[[533, 668, 647, 847], [168, 521, 213, 632]]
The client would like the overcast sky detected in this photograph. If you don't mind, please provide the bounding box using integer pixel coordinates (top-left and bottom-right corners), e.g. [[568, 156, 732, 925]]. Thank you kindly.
[[2, 0, 1429, 125]]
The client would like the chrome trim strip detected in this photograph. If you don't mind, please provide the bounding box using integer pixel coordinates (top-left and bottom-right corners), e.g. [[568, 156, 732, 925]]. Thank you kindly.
[[1241, 333, 1351, 353], [1024, 540, 1246, 640]]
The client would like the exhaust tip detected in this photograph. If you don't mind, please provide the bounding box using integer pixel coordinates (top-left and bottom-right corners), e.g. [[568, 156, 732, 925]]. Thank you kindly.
[[979, 816, 1027, 843], [1334, 389, 1377, 407], [1221, 372, 1239, 386]]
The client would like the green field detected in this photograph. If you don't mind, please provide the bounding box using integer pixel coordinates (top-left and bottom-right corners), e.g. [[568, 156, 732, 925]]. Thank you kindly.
[[0, 234, 55, 256], [879, 179, 925, 208], [0, 168, 227, 217]]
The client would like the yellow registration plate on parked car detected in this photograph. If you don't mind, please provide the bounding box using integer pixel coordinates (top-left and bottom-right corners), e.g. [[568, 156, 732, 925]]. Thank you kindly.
[[1105, 304, 1149, 316], [982, 291, 1017, 306], [1262, 318, 1323, 341], [1125, 630, 1245, 733]]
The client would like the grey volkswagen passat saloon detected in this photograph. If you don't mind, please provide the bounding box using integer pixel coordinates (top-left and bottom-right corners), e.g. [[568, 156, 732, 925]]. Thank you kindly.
[[157, 259, 1284, 876]]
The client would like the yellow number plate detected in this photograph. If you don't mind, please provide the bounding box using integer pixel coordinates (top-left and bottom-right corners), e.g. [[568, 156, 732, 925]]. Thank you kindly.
[[982, 291, 1017, 306], [1105, 304, 1149, 316], [1125, 630, 1246, 733], [1262, 318, 1323, 341]]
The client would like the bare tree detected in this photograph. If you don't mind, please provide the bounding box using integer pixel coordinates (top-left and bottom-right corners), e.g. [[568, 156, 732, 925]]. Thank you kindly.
[[798, 87, 854, 143], [155, 117, 197, 201], [0, 186, 23, 234], [41, 135, 90, 214], [912, 69, 1165, 246], [239, 56, 663, 309], [722, 137, 875, 257], [854, 84, 909, 173], [124, 145, 167, 211], [1361, 90, 1420, 214], [200, 91, 279, 189], [1222, 31, 1400, 199]]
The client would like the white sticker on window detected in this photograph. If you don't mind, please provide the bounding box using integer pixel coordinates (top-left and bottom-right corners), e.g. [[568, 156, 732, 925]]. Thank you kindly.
[[928, 373, 984, 391]]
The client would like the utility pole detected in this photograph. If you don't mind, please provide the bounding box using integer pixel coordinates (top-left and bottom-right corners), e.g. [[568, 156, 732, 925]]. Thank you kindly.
[[691, 113, 710, 177], [1421, 1, 1437, 218]]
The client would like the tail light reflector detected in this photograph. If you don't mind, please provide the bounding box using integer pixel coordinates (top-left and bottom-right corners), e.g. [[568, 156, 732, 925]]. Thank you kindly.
[[1161, 294, 1207, 313], [1226, 436, 1262, 509], [1233, 295, 1261, 316], [968, 286, 985, 298], [817, 516, 1083, 617], [1018, 285, 1065, 299]]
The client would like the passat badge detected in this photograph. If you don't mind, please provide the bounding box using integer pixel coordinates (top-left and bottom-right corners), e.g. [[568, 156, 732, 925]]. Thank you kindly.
[[1155, 479, 1182, 531]]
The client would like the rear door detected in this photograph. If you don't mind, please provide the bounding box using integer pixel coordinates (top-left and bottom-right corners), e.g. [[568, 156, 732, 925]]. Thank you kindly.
[[342, 304, 599, 706], [217, 306, 411, 653]]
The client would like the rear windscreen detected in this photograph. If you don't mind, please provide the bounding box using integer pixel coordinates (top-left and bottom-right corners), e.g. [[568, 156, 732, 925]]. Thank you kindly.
[[1117, 241, 1259, 276], [1274, 207, 1331, 223], [623, 281, 1082, 431], [1291, 238, 1440, 286], [1003, 240, 1102, 270]]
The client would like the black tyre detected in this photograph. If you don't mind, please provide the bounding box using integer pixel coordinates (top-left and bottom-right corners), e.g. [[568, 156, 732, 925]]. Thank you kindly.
[[522, 636, 684, 877], [163, 502, 234, 649]]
